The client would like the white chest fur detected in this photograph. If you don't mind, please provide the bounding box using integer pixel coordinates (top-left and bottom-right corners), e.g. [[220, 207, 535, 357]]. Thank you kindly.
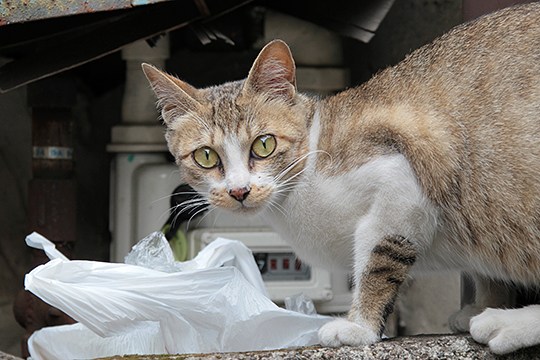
[[265, 153, 439, 272]]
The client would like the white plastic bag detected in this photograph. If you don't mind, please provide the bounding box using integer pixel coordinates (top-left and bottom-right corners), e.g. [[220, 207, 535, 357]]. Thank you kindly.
[[124, 231, 269, 297], [25, 232, 331, 359], [28, 322, 166, 360], [285, 293, 318, 315]]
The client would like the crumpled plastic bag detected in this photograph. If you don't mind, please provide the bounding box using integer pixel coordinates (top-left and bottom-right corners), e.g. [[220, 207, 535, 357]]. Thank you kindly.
[[25, 231, 331, 359], [28, 322, 166, 360], [124, 231, 269, 297], [285, 293, 318, 316]]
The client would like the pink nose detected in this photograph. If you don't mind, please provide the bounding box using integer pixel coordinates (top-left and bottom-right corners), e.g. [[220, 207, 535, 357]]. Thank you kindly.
[[228, 186, 251, 202]]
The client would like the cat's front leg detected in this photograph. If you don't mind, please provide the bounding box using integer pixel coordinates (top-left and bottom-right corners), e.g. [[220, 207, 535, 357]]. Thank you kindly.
[[319, 234, 418, 347], [318, 155, 436, 347]]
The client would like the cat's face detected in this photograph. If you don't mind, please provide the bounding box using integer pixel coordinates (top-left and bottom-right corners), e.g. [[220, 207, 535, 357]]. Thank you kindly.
[[164, 82, 311, 214], [143, 40, 313, 214]]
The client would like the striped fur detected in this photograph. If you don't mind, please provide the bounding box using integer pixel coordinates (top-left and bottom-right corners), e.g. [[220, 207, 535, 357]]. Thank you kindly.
[[357, 236, 416, 333]]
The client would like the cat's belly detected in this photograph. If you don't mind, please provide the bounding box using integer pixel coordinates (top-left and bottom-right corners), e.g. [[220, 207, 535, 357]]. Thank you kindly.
[[416, 228, 540, 286]]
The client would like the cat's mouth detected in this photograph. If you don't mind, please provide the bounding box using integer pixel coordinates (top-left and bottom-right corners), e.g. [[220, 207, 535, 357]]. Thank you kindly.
[[235, 203, 261, 213], [208, 185, 273, 214], [229, 200, 266, 214]]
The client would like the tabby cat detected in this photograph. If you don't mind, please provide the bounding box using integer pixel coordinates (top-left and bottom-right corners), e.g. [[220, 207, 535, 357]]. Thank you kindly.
[[142, 3, 540, 354]]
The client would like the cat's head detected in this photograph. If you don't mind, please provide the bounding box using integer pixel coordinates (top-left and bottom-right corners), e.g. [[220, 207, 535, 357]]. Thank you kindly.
[[142, 40, 314, 214]]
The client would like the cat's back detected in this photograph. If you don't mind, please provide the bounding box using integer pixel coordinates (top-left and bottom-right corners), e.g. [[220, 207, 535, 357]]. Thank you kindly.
[[320, 2, 540, 185], [381, 1, 540, 221], [365, 2, 540, 113], [401, 2, 540, 120], [317, 3, 540, 283]]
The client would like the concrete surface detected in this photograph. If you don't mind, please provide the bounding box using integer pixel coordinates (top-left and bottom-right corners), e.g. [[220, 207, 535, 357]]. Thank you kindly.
[[98, 334, 540, 360]]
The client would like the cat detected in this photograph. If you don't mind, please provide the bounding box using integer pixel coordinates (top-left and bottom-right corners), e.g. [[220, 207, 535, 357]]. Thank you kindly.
[[142, 2, 540, 355]]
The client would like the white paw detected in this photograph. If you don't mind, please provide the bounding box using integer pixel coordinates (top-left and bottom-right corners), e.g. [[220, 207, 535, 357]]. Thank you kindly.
[[470, 305, 540, 354], [318, 318, 379, 347], [449, 304, 482, 333]]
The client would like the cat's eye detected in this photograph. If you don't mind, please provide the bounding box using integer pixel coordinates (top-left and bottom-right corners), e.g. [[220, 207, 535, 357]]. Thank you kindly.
[[193, 147, 220, 169], [251, 135, 276, 158]]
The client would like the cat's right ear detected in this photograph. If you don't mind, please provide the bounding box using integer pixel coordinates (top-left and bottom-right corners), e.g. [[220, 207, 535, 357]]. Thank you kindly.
[[242, 39, 296, 101], [141, 63, 203, 125]]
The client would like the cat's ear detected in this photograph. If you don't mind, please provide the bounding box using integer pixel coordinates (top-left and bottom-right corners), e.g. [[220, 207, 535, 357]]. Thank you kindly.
[[243, 39, 296, 101], [141, 63, 203, 125]]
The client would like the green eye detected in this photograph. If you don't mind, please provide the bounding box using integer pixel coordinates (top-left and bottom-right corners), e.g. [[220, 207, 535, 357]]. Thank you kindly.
[[193, 147, 220, 169], [251, 134, 276, 158]]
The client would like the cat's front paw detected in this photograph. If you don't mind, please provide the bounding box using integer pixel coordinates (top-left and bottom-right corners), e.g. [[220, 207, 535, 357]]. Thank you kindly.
[[470, 306, 540, 354], [318, 318, 379, 347]]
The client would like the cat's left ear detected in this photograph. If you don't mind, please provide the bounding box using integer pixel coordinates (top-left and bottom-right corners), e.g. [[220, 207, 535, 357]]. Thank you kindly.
[[141, 63, 203, 125], [242, 39, 296, 101]]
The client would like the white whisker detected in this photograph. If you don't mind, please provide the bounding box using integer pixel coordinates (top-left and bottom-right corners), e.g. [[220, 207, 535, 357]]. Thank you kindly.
[[266, 199, 288, 218], [187, 205, 214, 231], [167, 198, 210, 229], [173, 201, 209, 217], [275, 179, 303, 192], [275, 150, 330, 182], [158, 203, 181, 222], [194, 206, 219, 228], [177, 198, 208, 207], [211, 208, 223, 228], [150, 190, 208, 205], [277, 166, 311, 191]]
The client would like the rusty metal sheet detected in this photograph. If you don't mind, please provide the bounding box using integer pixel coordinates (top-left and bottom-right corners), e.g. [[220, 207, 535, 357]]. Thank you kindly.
[[0, 0, 252, 92], [0, 0, 174, 26]]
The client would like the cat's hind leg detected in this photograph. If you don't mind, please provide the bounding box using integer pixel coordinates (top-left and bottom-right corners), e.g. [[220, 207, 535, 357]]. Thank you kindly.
[[470, 305, 540, 354], [449, 275, 513, 333]]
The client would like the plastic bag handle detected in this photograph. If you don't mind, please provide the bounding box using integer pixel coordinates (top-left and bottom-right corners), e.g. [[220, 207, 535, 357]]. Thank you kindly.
[[26, 232, 69, 261]]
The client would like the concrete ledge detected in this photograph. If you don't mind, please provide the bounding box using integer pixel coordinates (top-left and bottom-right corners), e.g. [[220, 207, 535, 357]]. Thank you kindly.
[[100, 334, 540, 359]]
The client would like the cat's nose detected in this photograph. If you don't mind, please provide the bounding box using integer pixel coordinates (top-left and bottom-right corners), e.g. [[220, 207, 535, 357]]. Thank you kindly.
[[228, 186, 251, 202]]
